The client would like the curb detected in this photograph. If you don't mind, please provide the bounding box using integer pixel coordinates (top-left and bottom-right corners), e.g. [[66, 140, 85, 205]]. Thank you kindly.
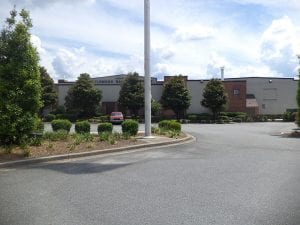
[[0, 133, 195, 168]]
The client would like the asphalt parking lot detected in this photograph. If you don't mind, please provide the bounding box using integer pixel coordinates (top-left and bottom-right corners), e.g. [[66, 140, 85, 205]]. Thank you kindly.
[[0, 122, 299, 225]]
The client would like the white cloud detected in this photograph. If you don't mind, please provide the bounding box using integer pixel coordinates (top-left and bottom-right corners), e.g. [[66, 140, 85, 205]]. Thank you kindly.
[[51, 47, 128, 80], [206, 52, 229, 78], [174, 24, 216, 42], [260, 16, 300, 76], [2, 0, 300, 81], [30, 34, 46, 54], [205, 51, 279, 79], [8, 0, 96, 8], [232, 0, 300, 9]]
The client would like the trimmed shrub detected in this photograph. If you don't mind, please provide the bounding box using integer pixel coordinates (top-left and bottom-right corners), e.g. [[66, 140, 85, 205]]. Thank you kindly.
[[296, 112, 299, 126], [55, 114, 67, 120], [233, 117, 242, 123], [100, 115, 109, 123], [158, 120, 181, 132], [151, 116, 163, 123], [151, 126, 160, 134], [220, 112, 247, 118], [99, 132, 110, 142], [169, 121, 181, 132], [75, 121, 90, 133], [98, 122, 113, 134], [236, 114, 247, 122], [158, 120, 169, 129], [187, 114, 198, 123], [283, 112, 297, 122], [44, 114, 56, 122], [122, 119, 139, 136], [43, 130, 69, 141], [51, 106, 66, 115], [218, 115, 230, 123], [51, 119, 72, 132]]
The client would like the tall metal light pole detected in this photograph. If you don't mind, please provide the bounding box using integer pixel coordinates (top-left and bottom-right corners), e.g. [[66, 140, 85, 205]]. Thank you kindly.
[[144, 0, 152, 137]]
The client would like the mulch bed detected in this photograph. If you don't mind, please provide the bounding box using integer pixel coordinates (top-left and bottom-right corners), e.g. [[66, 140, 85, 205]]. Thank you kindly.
[[288, 131, 300, 138], [0, 138, 142, 162]]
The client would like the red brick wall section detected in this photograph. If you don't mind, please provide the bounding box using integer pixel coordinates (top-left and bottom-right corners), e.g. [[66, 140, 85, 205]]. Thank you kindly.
[[224, 81, 247, 112]]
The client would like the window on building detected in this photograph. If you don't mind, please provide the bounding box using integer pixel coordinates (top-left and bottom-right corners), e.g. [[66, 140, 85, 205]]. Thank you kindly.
[[233, 89, 240, 95], [262, 104, 266, 109]]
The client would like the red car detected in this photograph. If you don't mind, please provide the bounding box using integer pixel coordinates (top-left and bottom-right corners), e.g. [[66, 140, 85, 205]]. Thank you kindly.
[[110, 112, 124, 124]]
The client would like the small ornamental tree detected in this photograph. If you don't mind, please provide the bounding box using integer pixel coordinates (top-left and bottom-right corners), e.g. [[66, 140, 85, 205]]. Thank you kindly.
[[201, 79, 227, 120], [0, 8, 42, 144], [151, 99, 162, 116], [65, 73, 102, 119], [118, 72, 144, 116], [161, 76, 191, 119], [40, 66, 57, 114]]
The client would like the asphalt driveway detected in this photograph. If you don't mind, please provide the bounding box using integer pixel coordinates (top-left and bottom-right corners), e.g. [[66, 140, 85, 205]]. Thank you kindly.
[[0, 122, 299, 225]]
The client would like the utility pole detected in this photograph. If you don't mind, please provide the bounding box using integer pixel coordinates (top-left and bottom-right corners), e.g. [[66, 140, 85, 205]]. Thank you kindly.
[[220, 66, 225, 81], [144, 0, 152, 137]]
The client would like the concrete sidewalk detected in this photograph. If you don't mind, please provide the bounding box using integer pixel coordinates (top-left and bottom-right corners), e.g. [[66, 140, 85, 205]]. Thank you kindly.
[[0, 133, 195, 168]]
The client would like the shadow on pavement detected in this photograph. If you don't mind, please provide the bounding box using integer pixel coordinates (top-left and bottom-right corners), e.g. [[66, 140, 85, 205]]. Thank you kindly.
[[29, 162, 132, 175]]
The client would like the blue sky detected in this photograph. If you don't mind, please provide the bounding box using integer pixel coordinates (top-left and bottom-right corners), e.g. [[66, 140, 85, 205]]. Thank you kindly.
[[1, 0, 300, 80]]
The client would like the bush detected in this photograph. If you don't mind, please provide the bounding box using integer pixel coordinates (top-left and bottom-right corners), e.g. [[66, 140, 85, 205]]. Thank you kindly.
[[187, 115, 198, 123], [151, 126, 160, 134], [198, 114, 212, 121], [51, 119, 72, 132], [158, 120, 169, 129], [43, 130, 69, 141], [65, 114, 77, 122], [283, 112, 297, 122], [51, 106, 66, 115], [220, 112, 247, 118], [151, 100, 162, 116], [152, 116, 163, 123], [296, 112, 299, 126], [232, 118, 242, 123], [98, 122, 113, 134], [35, 118, 44, 133], [75, 121, 90, 133], [218, 115, 230, 123], [55, 114, 67, 120], [44, 114, 56, 122], [100, 115, 109, 122], [252, 115, 267, 122], [99, 132, 110, 142], [158, 120, 181, 132], [122, 119, 139, 136]]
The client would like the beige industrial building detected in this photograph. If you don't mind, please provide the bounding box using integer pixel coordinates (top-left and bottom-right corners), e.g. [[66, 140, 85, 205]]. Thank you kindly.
[[56, 74, 298, 115]]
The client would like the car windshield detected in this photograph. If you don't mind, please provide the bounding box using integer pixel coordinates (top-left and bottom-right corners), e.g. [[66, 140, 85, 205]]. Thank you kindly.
[[111, 112, 122, 116]]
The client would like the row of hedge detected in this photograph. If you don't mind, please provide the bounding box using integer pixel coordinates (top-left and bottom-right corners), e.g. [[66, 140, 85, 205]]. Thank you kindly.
[[51, 119, 139, 136], [47, 112, 298, 127], [158, 120, 181, 132], [186, 112, 298, 123]]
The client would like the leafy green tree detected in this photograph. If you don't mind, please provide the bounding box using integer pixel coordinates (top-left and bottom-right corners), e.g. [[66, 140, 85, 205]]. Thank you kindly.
[[118, 72, 144, 116], [40, 66, 57, 114], [0, 8, 42, 144], [151, 99, 162, 116], [201, 79, 227, 120], [161, 75, 191, 119], [65, 73, 102, 119]]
